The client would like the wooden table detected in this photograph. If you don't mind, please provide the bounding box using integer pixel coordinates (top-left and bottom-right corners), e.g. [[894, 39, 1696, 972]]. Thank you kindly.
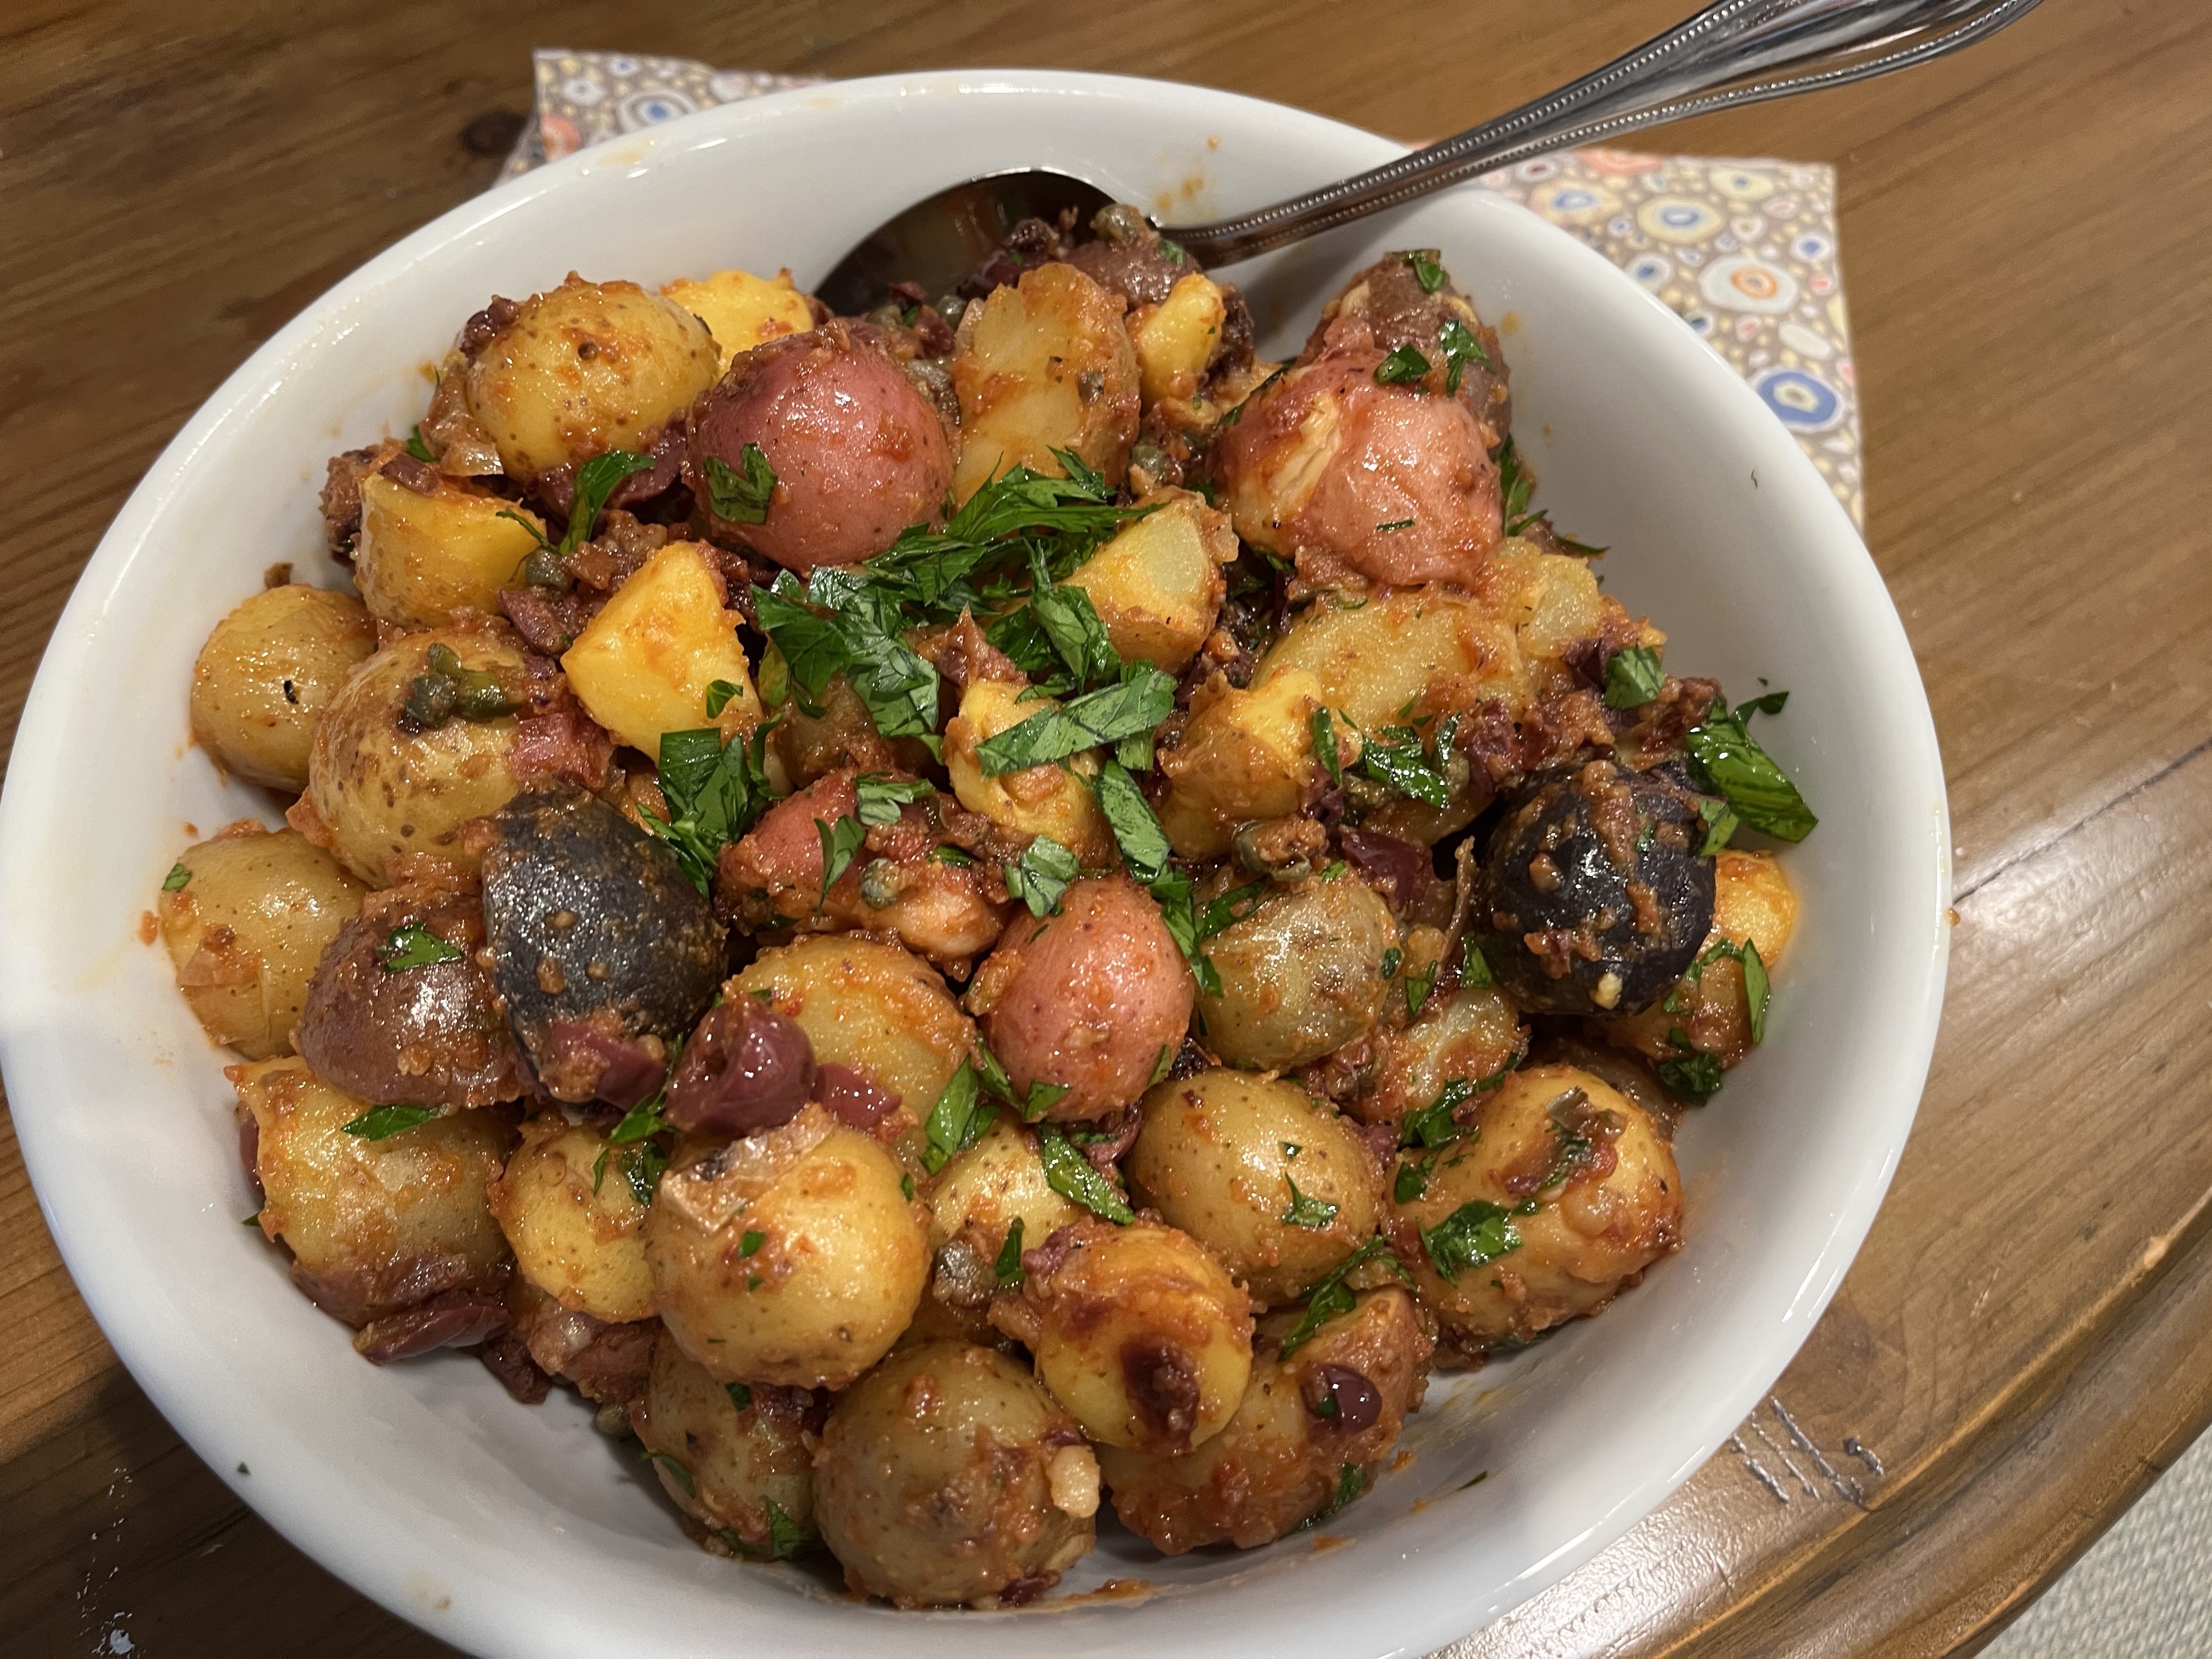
[[4, 2, 2207, 1652]]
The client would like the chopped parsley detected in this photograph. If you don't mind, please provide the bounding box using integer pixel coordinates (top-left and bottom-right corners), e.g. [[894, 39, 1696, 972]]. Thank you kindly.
[[1281, 1176, 1339, 1229], [641, 1449, 696, 1497], [704, 443, 776, 524], [974, 663, 1178, 776], [405, 425, 437, 463], [703, 679, 743, 719], [1683, 708, 1817, 842], [985, 580, 1121, 697], [754, 568, 941, 739], [1278, 1237, 1412, 1358], [815, 815, 868, 907], [339, 1104, 438, 1141], [1357, 724, 1452, 806], [1375, 517, 1415, 533], [1421, 1199, 1524, 1280], [562, 449, 657, 552], [1003, 834, 1080, 917], [642, 722, 779, 894], [1405, 959, 1440, 1018], [994, 1217, 1027, 1289], [1603, 645, 1665, 709], [921, 1058, 996, 1174], [378, 923, 462, 972], [1438, 317, 1489, 396], [1401, 249, 1448, 292], [162, 861, 192, 893], [1697, 797, 1740, 855], [1312, 707, 1344, 786], [1375, 344, 1431, 385], [1090, 760, 1171, 883], [738, 1230, 765, 1258], [1655, 1049, 1725, 1103], [1037, 1123, 1134, 1223]]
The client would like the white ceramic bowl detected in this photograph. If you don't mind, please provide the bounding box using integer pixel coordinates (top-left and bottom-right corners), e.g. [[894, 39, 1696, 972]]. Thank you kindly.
[[0, 71, 1948, 1658]]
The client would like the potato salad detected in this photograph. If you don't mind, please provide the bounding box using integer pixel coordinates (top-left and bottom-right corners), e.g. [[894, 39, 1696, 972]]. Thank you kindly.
[[161, 202, 1817, 1607]]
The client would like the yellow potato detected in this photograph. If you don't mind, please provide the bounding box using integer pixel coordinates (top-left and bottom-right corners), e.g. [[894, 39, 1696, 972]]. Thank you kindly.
[[733, 936, 975, 1123], [1256, 586, 1516, 733], [1610, 849, 1798, 1069], [950, 262, 1140, 502], [354, 472, 548, 629], [1131, 272, 1228, 407], [561, 540, 761, 755], [461, 276, 720, 478], [233, 1057, 512, 1324], [1156, 665, 1341, 860], [941, 677, 1114, 865], [1194, 873, 1398, 1071], [1063, 489, 1234, 673], [189, 585, 375, 791], [1365, 986, 1523, 1132], [992, 1218, 1252, 1455], [303, 626, 529, 885], [646, 1110, 930, 1389], [630, 1333, 819, 1553], [158, 826, 367, 1059], [814, 1341, 1096, 1607], [1387, 1064, 1682, 1358], [1713, 848, 1799, 966], [1484, 539, 1604, 662], [663, 268, 816, 371], [924, 1117, 1086, 1260], [1126, 1069, 1383, 1307], [486, 1116, 652, 1323]]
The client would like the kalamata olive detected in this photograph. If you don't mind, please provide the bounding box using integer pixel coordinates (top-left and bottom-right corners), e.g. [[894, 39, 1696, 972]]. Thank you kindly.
[[1307, 1363, 1381, 1432], [815, 1062, 900, 1130], [665, 999, 816, 1137], [480, 786, 725, 1102], [1478, 760, 1714, 1017]]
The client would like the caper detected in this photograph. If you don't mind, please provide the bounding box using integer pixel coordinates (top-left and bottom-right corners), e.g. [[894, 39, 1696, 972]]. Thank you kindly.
[[857, 859, 905, 911], [451, 671, 518, 721], [424, 642, 464, 678], [522, 546, 573, 590], [1129, 440, 1170, 482], [401, 673, 456, 731], [1091, 203, 1147, 245]]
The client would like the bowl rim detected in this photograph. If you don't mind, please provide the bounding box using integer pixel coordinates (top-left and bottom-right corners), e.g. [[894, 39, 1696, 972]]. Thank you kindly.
[[0, 65, 1950, 1657]]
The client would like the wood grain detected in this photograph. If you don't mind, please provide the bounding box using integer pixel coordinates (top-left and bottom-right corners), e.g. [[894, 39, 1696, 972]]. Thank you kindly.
[[3, 2, 2207, 1654]]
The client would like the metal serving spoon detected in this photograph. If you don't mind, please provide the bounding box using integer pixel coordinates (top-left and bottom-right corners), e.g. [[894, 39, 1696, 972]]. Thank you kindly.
[[817, 0, 2038, 313]]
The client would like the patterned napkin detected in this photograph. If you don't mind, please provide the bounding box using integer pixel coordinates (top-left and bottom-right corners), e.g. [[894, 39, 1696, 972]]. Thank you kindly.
[[502, 49, 1863, 529]]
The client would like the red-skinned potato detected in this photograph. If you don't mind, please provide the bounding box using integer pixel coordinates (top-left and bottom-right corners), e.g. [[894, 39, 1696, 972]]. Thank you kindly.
[[1213, 348, 1502, 588], [685, 321, 951, 572], [963, 876, 1193, 1119]]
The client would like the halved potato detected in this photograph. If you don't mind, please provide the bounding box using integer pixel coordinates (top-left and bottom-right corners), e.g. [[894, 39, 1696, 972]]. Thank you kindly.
[[1130, 272, 1228, 407], [1064, 489, 1235, 674], [561, 540, 761, 754], [942, 677, 1114, 865], [662, 267, 816, 371], [1156, 665, 1348, 860], [950, 263, 1139, 502], [355, 472, 547, 629]]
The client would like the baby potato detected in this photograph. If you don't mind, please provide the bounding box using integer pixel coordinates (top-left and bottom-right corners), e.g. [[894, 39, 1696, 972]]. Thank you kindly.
[[354, 472, 548, 630], [1195, 873, 1397, 1072], [950, 262, 1140, 501], [1387, 1064, 1683, 1358], [1713, 848, 1799, 966], [1130, 272, 1229, 407], [1256, 585, 1516, 735], [926, 1118, 1086, 1260], [1483, 539, 1605, 662], [1063, 489, 1235, 674], [965, 876, 1194, 1120], [461, 276, 720, 479], [686, 321, 952, 572], [486, 1115, 652, 1323], [560, 540, 761, 756], [1099, 1285, 1430, 1552], [301, 625, 529, 885], [1359, 985, 1523, 1134], [815, 1341, 1096, 1607], [942, 677, 1114, 865], [158, 826, 366, 1059], [630, 1332, 820, 1554], [1126, 1069, 1381, 1307], [661, 267, 816, 371], [993, 1218, 1252, 1456], [1156, 665, 1336, 860], [734, 935, 975, 1123], [232, 1057, 512, 1325], [190, 585, 375, 791], [646, 1110, 930, 1389]]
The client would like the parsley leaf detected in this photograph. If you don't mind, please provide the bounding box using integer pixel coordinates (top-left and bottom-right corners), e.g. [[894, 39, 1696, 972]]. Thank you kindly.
[[753, 570, 941, 740], [340, 1104, 438, 1141], [994, 1216, 1027, 1288], [1375, 517, 1415, 533], [1656, 1049, 1725, 1103], [855, 773, 933, 827], [816, 815, 867, 907], [1697, 796, 1740, 855], [641, 1449, 696, 1497], [1278, 1237, 1412, 1358], [704, 443, 776, 525], [1736, 689, 1790, 719], [1460, 935, 1494, 989], [1421, 1199, 1523, 1280], [1405, 959, 1440, 1018], [1091, 760, 1172, 884], [703, 679, 743, 719], [162, 861, 191, 892], [563, 449, 656, 554], [1402, 1078, 1477, 1149], [1393, 1156, 1434, 1203], [1375, 344, 1431, 385], [760, 1499, 815, 1559], [974, 663, 1177, 776], [379, 923, 462, 972], [1004, 834, 1080, 917], [405, 426, 437, 463], [1498, 435, 1537, 535], [1742, 941, 1771, 1044], [1604, 645, 1665, 709], [1037, 1123, 1135, 1223], [1400, 249, 1448, 292], [922, 1058, 997, 1174], [1311, 708, 1343, 786], [986, 581, 1121, 696], [1357, 724, 1451, 806], [1281, 1176, 1339, 1229], [608, 1093, 669, 1144], [641, 722, 779, 894], [1683, 710, 1817, 842], [1438, 317, 1489, 396]]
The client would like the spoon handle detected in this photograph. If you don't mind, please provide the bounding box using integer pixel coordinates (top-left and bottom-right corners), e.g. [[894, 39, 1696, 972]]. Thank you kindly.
[[1166, 0, 2040, 266]]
